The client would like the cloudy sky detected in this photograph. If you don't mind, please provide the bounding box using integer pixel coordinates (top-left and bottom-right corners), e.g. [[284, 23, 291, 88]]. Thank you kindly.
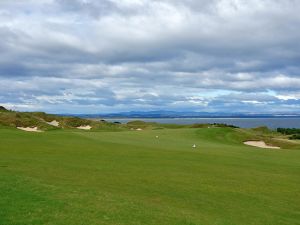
[[1, 0, 300, 113]]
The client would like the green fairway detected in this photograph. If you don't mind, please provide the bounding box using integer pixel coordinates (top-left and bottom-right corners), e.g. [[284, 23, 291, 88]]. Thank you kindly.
[[0, 127, 300, 225]]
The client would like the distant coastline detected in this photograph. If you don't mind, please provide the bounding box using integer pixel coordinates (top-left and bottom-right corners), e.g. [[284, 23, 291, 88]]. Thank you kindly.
[[56, 111, 300, 129], [59, 111, 300, 119], [97, 117, 300, 129], [97, 116, 300, 119]]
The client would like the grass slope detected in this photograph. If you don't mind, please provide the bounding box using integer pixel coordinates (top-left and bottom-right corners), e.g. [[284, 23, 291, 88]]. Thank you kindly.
[[0, 127, 300, 225]]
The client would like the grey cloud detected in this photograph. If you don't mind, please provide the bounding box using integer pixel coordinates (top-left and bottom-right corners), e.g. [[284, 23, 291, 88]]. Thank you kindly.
[[56, 0, 119, 18], [1, 0, 300, 112]]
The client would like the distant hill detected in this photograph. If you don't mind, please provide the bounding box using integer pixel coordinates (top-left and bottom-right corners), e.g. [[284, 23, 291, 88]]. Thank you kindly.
[[68, 110, 300, 119]]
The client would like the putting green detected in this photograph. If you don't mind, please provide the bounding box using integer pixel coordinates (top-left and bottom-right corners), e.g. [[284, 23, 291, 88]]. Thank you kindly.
[[0, 127, 299, 225]]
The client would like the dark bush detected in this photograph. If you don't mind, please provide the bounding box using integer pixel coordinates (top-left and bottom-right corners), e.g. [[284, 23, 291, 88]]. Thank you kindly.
[[64, 117, 91, 127], [277, 128, 300, 135], [212, 123, 239, 128], [289, 134, 300, 140]]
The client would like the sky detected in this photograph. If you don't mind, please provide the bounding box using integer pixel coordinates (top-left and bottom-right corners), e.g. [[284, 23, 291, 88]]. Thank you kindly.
[[1, 0, 300, 114]]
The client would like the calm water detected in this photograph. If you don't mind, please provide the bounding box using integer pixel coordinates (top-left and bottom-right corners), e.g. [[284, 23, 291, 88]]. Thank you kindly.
[[103, 117, 300, 129]]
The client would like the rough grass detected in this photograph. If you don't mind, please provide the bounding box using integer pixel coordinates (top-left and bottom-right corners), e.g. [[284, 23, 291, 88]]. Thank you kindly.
[[0, 110, 125, 131], [0, 127, 299, 225]]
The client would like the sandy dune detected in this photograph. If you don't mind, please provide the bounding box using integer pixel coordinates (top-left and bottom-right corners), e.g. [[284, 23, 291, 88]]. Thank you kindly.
[[47, 120, 59, 127], [77, 125, 92, 130], [244, 141, 280, 149], [17, 127, 43, 132]]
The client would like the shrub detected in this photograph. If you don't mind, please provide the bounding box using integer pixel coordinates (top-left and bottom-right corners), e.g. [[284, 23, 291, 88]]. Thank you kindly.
[[277, 128, 300, 135], [289, 134, 300, 140], [64, 117, 91, 127], [212, 123, 239, 128]]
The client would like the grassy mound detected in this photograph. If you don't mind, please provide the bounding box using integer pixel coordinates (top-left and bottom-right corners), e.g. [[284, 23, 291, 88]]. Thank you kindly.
[[0, 111, 55, 130], [0, 109, 123, 131]]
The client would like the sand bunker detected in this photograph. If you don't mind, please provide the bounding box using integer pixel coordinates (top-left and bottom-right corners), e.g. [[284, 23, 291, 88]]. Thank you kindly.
[[47, 120, 59, 127], [244, 141, 280, 149], [77, 125, 92, 130], [136, 128, 143, 131], [17, 127, 43, 132]]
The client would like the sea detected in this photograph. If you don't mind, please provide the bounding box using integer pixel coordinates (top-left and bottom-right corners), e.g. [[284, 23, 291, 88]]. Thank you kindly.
[[102, 117, 300, 129]]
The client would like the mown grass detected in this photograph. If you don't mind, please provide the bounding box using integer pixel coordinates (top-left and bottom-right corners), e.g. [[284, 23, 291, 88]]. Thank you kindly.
[[0, 127, 300, 225]]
